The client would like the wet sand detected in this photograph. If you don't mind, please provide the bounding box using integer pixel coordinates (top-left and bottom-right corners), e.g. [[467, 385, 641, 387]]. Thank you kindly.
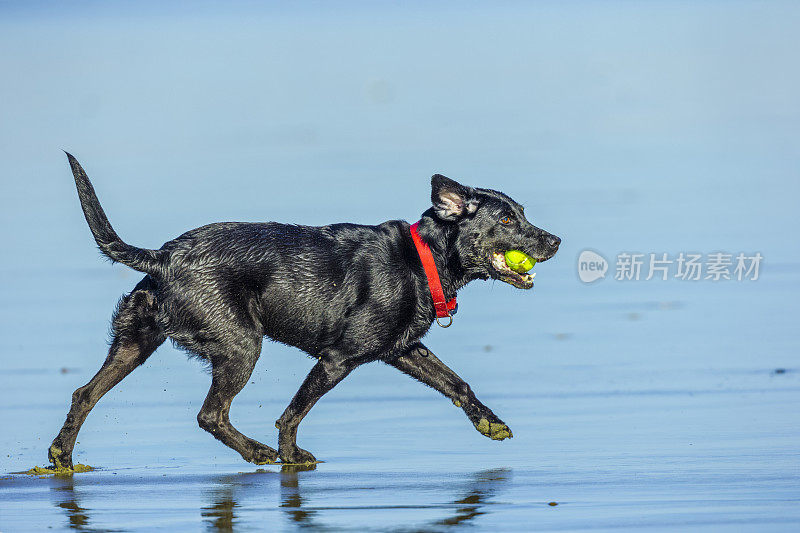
[[2, 263, 798, 531], [2, 2, 800, 531]]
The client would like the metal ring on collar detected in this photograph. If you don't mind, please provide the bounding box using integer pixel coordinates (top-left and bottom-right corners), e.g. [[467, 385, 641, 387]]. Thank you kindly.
[[436, 315, 453, 328]]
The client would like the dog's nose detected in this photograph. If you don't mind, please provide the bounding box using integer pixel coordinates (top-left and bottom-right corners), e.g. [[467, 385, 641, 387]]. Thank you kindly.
[[546, 235, 561, 248]]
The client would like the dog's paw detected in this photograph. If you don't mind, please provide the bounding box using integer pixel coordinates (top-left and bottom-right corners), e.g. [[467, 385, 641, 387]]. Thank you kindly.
[[279, 445, 317, 465], [248, 443, 279, 465], [474, 418, 513, 441], [48, 443, 73, 470]]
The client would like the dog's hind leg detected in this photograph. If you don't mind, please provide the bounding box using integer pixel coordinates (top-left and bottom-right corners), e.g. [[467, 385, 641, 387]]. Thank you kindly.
[[49, 285, 165, 469], [275, 357, 356, 464], [196, 340, 278, 465], [387, 343, 513, 441]]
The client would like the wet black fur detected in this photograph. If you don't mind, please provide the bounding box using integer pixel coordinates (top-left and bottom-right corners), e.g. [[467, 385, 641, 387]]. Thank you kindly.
[[49, 153, 560, 468]]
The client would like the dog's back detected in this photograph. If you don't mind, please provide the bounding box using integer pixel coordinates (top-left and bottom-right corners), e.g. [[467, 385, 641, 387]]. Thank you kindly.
[[155, 220, 425, 358]]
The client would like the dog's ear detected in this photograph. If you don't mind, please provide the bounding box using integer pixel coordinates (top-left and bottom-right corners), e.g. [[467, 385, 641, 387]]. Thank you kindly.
[[431, 174, 478, 221]]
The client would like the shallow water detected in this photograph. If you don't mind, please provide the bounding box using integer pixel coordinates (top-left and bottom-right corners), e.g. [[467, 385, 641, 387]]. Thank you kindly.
[[2, 2, 799, 531]]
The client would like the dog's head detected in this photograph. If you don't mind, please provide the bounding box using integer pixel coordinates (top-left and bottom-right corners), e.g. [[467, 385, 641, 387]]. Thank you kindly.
[[429, 174, 560, 289]]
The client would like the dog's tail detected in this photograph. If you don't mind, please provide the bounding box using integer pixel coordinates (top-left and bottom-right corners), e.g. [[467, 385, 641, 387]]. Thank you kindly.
[[65, 152, 163, 276]]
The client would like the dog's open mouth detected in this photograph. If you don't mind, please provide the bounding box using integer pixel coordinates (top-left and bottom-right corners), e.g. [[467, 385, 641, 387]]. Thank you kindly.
[[490, 252, 536, 289]]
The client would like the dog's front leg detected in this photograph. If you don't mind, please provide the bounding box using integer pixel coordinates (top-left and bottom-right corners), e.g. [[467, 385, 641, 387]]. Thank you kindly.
[[387, 343, 512, 441], [275, 357, 356, 464]]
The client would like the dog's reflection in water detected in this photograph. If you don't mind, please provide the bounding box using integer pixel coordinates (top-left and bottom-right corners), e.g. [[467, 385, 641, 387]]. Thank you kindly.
[[201, 482, 241, 532], [203, 465, 510, 531], [433, 469, 509, 527], [278, 463, 321, 527], [50, 465, 509, 531], [201, 463, 319, 532], [276, 466, 510, 530], [51, 476, 91, 531]]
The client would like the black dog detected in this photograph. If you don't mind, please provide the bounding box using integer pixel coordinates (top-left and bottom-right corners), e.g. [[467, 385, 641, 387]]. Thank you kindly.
[[49, 154, 560, 468]]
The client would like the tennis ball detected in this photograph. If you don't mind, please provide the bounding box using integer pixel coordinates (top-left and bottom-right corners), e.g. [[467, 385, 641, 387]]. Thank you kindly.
[[504, 250, 536, 273]]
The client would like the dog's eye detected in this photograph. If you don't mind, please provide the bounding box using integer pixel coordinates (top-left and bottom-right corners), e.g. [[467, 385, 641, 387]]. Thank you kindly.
[[499, 216, 511, 225]]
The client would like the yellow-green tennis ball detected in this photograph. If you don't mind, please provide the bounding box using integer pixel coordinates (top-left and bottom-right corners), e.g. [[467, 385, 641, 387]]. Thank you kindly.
[[504, 250, 536, 273]]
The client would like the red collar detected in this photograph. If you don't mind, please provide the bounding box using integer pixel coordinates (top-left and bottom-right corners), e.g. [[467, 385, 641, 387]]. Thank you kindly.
[[409, 221, 458, 327]]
